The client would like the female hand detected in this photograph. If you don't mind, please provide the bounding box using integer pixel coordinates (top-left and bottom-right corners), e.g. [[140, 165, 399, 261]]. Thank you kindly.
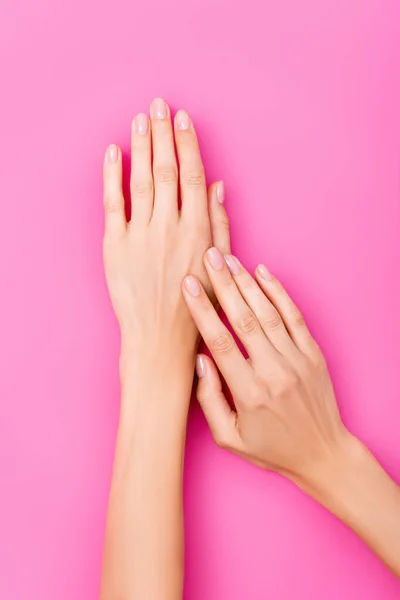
[[182, 247, 352, 482], [101, 100, 231, 600], [103, 98, 230, 377], [183, 248, 400, 578]]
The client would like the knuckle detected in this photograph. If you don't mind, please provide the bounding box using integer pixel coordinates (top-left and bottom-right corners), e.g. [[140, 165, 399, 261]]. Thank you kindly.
[[183, 170, 206, 190], [236, 314, 259, 336], [290, 310, 306, 328], [132, 181, 152, 199], [220, 214, 230, 232], [248, 383, 265, 408], [155, 166, 178, 184], [104, 194, 123, 214], [273, 369, 299, 395], [310, 345, 327, 369], [210, 332, 235, 356], [260, 313, 282, 332]]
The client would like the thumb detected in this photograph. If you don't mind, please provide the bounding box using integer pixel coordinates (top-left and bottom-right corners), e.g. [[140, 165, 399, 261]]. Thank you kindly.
[[207, 181, 231, 255], [196, 354, 240, 451]]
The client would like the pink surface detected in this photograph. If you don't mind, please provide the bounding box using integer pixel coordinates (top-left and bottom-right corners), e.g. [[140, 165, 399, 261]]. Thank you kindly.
[[0, 0, 399, 598]]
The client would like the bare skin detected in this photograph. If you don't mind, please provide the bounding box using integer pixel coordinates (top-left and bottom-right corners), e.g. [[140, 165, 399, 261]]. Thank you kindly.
[[100, 98, 230, 600], [183, 250, 400, 577], [101, 97, 399, 600]]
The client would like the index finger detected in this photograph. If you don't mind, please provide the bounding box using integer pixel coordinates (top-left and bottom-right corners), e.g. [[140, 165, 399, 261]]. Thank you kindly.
[[182, 274, 252, 404]]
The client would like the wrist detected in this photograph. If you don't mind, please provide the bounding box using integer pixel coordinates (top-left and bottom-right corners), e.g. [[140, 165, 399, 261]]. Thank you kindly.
[[294, 432, 397, 528], [118, 343, 195, 430]]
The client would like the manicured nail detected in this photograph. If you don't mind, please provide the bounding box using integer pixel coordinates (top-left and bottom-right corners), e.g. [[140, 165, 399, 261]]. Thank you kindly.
[[134, 113, 148, 135], [196, 355, 206, 378], [217, 181, 224, 203], [152, 98, 167, 120], [206, 247, 225, 271], [257, 264, 273, 281], [107, 144, 118, 163], [224, 254, 241, 275], [184, 275, 201, 297], [176, 109, 190, 130]]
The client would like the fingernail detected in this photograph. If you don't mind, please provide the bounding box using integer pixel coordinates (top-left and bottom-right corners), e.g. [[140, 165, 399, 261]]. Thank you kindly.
[[152, 98, 167, 120], [217, 181, 224, 203], [134, 113, 148, 135], [196, 355, 206, 378], [206, 247, 225, 271], [107, 144, 118, 163], [257, 264, 273, 281], [176, 109, 190, 130], [224, 254, 241, 275], [184, 275, 201, 297]]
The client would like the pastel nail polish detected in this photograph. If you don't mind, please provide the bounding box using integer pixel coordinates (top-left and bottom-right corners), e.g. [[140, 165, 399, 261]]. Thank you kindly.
[[108, 144, 118, 163], [196, 355, 205, 378], [257, 264, 273, 281], [152, 98, 167, 120], [217, 181, 224, 203], [184, 275, 201, 297], [224, 254, 241, 275], [176, 110, 190, 130], [135, 113, 148, 135], [207, 247, 224, 271]]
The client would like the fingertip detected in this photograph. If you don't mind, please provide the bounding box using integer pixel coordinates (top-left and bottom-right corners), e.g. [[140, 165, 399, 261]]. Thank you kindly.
[[183, 275, 202, 298], [104, 144, 120, 167], [216, 180, 224, 204], [208, 181, 231, 254], [150, 97, 170, 120], [175, 109, 191, 131], [256, 264, 274, 282], [196, 354, 207, 378], [132, 113, 150, 136]]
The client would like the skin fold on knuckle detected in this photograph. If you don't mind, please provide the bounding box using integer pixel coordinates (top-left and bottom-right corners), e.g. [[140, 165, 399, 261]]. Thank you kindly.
[[236, 314, 259, 336], [259, 313, 283, 332], [154, 166, 178, 185], [182, 170, 206, 190], [104, 193, 123, 214], [131, 181, 153, 199], [290, 310, 307, 329], [209, 331, 235, 356]]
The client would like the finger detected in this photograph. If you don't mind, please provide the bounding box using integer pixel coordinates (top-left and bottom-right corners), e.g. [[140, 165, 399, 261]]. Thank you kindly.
[[130, 113, 153, 224], [182, 275, 251, 403], [174, 109, 208, 222], [204, 247, 275, 360], [149, 98, 178, 219], [255, 265, 317, 355], [196, 354, 241, 451], [224, 255, 297, 357], [208, 181, 231, 254], [103, 144, 126, 235]]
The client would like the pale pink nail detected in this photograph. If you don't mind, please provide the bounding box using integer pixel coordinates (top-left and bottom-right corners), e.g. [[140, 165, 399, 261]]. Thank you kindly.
[[184, 275, 201, 297], [206, 247, 224, 271], [107, 144, 118, 164], [152, 98, 167, 120], [134, 113, 148, 135], [224, 254, 241, 275], [176, 109, 190, 130], [196, 355, 206, 378], [217, 181, 224, 203], [257, 264, 273, 281]]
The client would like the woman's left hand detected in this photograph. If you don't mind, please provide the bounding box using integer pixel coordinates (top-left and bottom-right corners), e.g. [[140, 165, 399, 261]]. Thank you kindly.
[[103, 98, 230, 376]]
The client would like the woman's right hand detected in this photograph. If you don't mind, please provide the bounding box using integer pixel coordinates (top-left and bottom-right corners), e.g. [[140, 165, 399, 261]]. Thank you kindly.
[[182, 247, 400, 578], [182, 247, 351, 481]]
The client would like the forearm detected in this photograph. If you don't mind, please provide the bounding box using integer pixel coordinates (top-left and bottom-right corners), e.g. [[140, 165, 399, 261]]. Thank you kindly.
[[100, 351, 194, 600], [297, 435, 400, 577]]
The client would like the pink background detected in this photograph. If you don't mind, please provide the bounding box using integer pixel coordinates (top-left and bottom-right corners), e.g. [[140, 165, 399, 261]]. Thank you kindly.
[[0, 0, 399, 598]]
